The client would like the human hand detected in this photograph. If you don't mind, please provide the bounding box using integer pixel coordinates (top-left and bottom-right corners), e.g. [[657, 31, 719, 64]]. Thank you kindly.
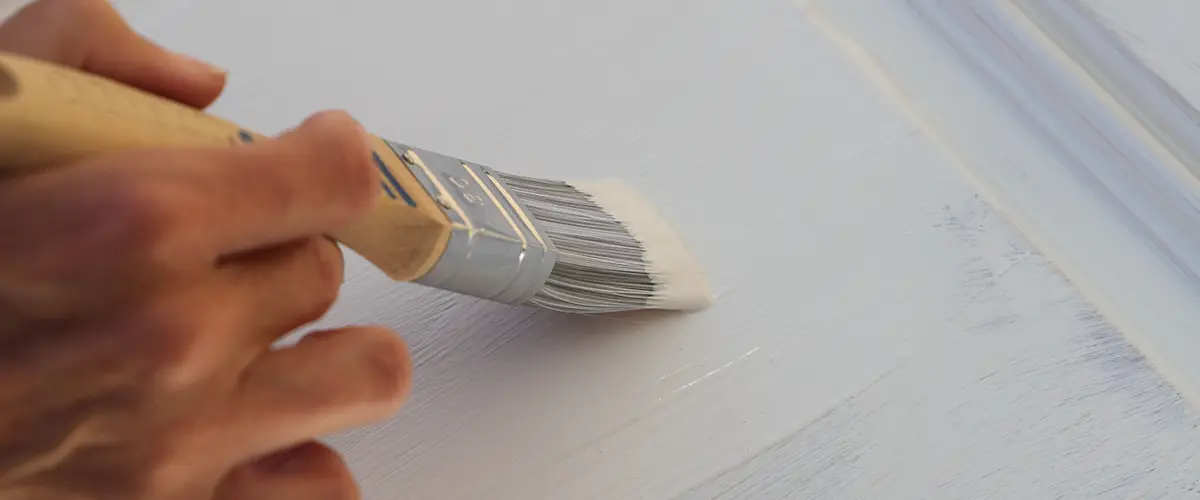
[[0, 1, 412, 499]]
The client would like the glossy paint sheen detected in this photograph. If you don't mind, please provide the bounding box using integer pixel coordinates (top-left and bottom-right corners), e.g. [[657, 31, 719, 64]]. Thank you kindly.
[[39, 0, 1200, 497]]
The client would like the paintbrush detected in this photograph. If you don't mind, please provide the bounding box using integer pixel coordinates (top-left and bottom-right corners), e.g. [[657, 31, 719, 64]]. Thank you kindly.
[[0, 51, 713, 314]]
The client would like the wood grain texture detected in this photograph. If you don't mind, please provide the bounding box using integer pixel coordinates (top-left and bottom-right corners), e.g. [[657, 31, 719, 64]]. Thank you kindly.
[[12, 0, 1200, 498]]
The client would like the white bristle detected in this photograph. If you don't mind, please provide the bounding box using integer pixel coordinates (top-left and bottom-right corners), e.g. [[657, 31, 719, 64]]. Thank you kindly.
[[570, 180, 715, 310], [494, 173, 714, 314]]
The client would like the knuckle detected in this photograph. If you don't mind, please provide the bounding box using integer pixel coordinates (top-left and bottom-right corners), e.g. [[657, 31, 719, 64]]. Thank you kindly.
[[1, 169, 186, 276], [306, 111, 376, 206], [84, 176, 185, 262], [122, 303, 212, 386], [134, 311, 195, 365]]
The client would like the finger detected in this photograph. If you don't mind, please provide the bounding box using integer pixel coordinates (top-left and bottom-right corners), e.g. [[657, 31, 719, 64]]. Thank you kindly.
[[106, 109, 377, 257], [215, 441, 359, 500], [0, 0, 226, 108], [145, 237, 346, 385], [0, 110, 374, 271], [218, 236, 346, 348], [222, 326, 411, 459], [0, 111, 372, 318], [0, 158, 194, 317]]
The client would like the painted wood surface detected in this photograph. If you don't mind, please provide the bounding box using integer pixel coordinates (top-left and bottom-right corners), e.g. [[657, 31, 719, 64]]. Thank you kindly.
[[1086, 0, 1200, 111], [9, 0, 1200, 498]]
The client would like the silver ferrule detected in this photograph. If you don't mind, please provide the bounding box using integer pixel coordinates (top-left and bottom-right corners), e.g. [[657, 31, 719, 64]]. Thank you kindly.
[[384, 140, 557, 305]]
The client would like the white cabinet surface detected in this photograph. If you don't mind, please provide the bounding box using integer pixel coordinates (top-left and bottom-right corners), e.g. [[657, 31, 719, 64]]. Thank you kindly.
[[14, 0, 1200, 498]]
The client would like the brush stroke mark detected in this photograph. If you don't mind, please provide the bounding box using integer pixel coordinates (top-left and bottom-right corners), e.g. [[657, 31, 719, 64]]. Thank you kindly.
[[814, 0, 1200, 414], [1015, 0, 1200, 183], [670, 347, 761, 396], [680, 304, 1200, 499], [679, 194, 1200, 499]]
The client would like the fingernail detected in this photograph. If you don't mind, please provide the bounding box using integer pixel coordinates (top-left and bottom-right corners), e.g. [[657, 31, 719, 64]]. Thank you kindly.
[[171, 51, 226, 76]]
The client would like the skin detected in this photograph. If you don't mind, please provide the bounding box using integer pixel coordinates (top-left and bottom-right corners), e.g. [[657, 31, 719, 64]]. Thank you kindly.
[[0, 0, 413, 498]]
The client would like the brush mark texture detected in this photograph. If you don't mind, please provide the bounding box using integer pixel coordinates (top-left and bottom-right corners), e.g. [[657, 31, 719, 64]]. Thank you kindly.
[[65, 0, 1200, 498], [683, 195, 1200, 499], [813, 0, 1200, 409], [1084, 0, 1200, 122]]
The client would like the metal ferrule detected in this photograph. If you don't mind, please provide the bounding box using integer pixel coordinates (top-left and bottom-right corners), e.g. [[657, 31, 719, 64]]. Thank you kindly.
[[384, 140, 557, 305]]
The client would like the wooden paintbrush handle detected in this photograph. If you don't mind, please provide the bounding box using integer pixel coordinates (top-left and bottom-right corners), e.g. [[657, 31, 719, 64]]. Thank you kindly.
[[0, 51, 450, 282]]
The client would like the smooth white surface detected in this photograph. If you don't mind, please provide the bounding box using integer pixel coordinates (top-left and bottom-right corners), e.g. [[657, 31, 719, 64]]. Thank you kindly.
[[22, 0, 1200, 497]]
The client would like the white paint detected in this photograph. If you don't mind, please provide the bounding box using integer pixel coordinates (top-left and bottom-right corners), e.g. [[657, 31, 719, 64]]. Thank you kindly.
[[13, 0, 1200, 498], [813, 0, 1200, 414], [683, 211, 1200, 498], [1016, 0, 1200, 184], [1084, 0, 1200, 113]]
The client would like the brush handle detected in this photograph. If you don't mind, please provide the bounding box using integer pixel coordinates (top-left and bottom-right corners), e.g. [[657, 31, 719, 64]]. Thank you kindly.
[[0, 51, 450, 282]]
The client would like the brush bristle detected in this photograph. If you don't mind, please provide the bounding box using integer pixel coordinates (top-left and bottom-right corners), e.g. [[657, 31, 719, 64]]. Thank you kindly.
[[494, 173, 714, 314]]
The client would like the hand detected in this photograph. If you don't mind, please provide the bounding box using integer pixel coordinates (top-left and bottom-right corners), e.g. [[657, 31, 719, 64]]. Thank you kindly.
[[0, 1, 413, 499]]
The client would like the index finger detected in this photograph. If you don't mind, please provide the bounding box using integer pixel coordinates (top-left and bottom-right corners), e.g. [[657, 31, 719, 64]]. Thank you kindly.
[[146, 110, 378, 257]]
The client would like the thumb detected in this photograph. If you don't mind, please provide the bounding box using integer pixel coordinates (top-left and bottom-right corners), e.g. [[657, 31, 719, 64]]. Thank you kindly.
[[0, 0, 227, 108]]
